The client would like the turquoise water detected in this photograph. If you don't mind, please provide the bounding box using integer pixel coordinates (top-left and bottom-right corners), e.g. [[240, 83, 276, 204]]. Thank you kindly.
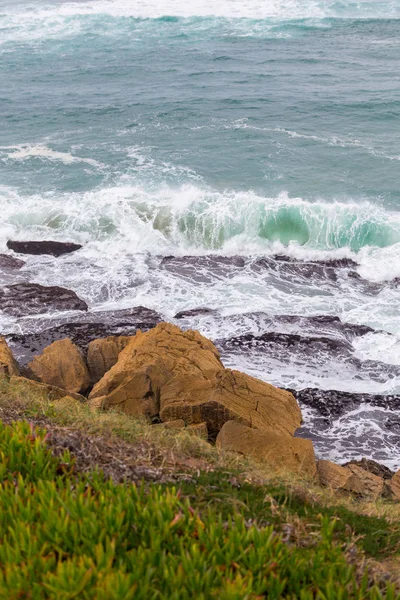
[[1, 1, 400, 252]]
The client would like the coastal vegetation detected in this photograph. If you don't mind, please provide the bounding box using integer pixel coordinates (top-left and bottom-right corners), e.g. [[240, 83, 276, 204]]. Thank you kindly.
[[1, 375, 400, 598]]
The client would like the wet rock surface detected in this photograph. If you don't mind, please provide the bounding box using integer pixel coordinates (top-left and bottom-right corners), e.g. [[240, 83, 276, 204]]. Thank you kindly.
[[0, 283, 88, 317], [217, 330, 400, 388], [7, 240, 82, 257], [6, 306, 162, 365], [250, 255, 387, 294], [220, 331, 354, 354], [159, 253, 387, 295], [266, 314, 375, 339], [174, 307, 218, 319], [292, 388, 400, 420], [0, 254, 25, 271], [161, 255, 246, 283], [251, 255, 357, 283]]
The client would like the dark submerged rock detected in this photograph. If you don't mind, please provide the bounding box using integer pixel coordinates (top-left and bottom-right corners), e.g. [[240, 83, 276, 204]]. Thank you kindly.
[[216, 315, 397, 387], [158, 254, 386, 296], [161, 255, 359, 286], [251, 255, 386, 295], [251, 256, 356, 283], [7, 240, 82, 257], [219, 331, 353, 354], [292, 388, 400, 420], [270, 255, 359, 270], [0, 283, 88, 317], [270, 314, 374, 339], [174, 307, 218, 319], [0, 254, 25, 270], [161, 255, 245, 283]]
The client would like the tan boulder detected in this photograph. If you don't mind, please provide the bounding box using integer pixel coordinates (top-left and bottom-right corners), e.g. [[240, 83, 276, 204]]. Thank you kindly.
[[87, 395, 105, 412], [89, 360, 166, 418], [342, 464, 384, 500], [0, 337, 19, 377], [318, 459, 387, 500], [160, 368, 301, 437], [10, 375, 85, 403], [89, 323, 301, 436], [28, 339, 91, 395], [384, 470, 400, 501], [317, 460, 352, 489], [216, 420, 316, 476], [89, 323, 224, 419], [159, 419, 186, 430], [87, 336, 132, 384]]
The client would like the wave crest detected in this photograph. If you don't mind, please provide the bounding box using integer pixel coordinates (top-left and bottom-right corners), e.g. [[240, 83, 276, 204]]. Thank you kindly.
[[1, 184, 399, 257]]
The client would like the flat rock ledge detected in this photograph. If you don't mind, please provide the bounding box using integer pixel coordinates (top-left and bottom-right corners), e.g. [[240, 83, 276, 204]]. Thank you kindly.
[[0, 283, 88, 316], [7, 240, 82, 257], [0, 254, 25, 270]]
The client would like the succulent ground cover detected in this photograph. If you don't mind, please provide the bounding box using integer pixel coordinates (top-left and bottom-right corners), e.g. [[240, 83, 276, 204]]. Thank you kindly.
[[0, 377, 400, 598]]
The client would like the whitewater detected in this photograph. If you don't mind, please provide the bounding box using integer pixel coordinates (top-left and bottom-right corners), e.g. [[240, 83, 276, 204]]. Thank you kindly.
[[1, 0, 400, 467]]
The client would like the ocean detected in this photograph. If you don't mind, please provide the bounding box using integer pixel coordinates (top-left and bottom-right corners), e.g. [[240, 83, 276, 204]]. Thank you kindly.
[[1, 0, 400, 467]]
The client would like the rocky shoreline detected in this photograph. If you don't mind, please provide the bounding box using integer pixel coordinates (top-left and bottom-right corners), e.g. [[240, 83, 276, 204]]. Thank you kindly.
[[1, 320, 400, 501], [1, 257, 400, 502], [1, 240, 400, 479]]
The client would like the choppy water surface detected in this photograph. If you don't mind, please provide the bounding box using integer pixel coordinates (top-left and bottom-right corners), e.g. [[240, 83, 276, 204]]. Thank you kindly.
[[1, 0, 400, 466]]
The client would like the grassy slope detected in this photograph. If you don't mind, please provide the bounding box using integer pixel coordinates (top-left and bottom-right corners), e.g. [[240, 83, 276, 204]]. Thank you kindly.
[[1, 377, 400, 598]]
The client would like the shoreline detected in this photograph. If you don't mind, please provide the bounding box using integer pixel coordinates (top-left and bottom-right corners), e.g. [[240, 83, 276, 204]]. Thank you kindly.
[[1, 242, 400, 469]]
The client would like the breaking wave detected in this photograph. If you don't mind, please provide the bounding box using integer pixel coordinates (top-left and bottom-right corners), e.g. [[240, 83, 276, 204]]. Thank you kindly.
[[1, 183, 400, 264]]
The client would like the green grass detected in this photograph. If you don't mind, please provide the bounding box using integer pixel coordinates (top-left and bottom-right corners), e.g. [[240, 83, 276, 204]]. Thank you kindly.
[[0, 420, 399, 599], [173, 472, 400, 559]]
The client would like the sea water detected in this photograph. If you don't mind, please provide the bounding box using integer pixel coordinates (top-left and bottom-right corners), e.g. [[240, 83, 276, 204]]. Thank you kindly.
[[1, 0, 400, 466]]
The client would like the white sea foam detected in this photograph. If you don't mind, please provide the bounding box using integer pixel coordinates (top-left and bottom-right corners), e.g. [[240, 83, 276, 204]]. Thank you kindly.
[[1, 181, 399, 257], [190, 120, 400, 162], [0, 144, 104, 168], [0, 0, 398, 46], [357, 243, 400, 282], [353, 332, 400, 366], [20, 0, 400, 20]]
